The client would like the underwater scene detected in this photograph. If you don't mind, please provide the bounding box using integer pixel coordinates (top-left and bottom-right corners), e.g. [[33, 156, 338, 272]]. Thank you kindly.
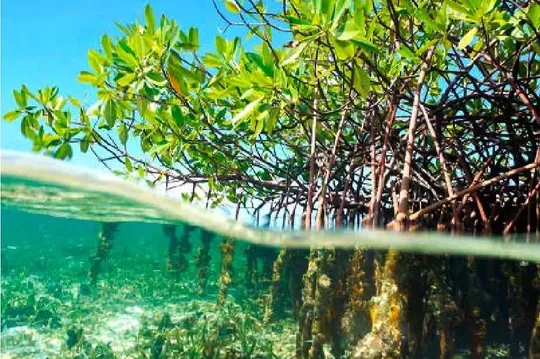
[[0, 153, 539, 359], [3, 0, 540, 357]]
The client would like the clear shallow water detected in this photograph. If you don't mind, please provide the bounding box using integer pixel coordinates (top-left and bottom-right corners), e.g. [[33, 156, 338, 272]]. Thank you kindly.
[[2, 150, 540, 261], [1, 209, 296, 358], [1, 151, 539, 358]]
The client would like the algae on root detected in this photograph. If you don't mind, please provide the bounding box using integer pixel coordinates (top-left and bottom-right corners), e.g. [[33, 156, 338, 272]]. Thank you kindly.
[[218, 236, 235, 305], [89, 222, 119, 285], [297, 248, 340, 359], [195, 230, 212, 296], [266, 248, 308, 323], [265, 248, 288, 323], [341, 248, 375, 350], [162, 224, 192, 279], [354, 250, 406, 359]]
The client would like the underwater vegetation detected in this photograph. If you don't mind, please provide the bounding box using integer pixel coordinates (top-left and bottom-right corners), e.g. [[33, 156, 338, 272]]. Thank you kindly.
[[1, 208, 538, 359], [1, 212, 299, 358]]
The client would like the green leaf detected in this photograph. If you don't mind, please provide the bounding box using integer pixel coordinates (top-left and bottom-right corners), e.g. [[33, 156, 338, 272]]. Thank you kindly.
[[103, 100, 117, 128], [101, 35, 114, 59], [13, 89, 27, 108], [474, 0, 497, 19], [232, 97, 263, 125], [168, 52, 201, 86], [80, 138, 90, 153], [55, 142, 73, 160], [202, 53, 222, 68], [21, 116, 31, 138], [145, 4, 156, 33], [281, 43, 307, 66], [188, 27, 199, 49], [398, 45, 416, 61], [285, 16, 311, 26], [333, 0, 352, 27], [88, 50, 105, 73], [137, 165, 146, 178], [337, 19, 362, 41], [353, 67, 370, 96], [246, 52, 273, 77], [215, 35, 227, 55], [253, 118, 264, 137], [117, 41, 138, 68], [118, 123, 128, 145], [458, 27, 478, 50], [333, 39, 355, 60], [416, 8, 443, 31], [43, 133, 61, 147], [115, 22, 132, 36], [528, 3, 540, 29], [224, 0, 241, 14], [350, 38, 380, 54], [146, 72, 167, 86], [447, 0, 470, 16], [117, 72, 137, 86], [125, 156, 133, 171], [77, 71, 98, 84], [3, 110, 21, 122], [335, 19, 379, 53], [171, 105, 184, 127], [69, 97, 81, 108]]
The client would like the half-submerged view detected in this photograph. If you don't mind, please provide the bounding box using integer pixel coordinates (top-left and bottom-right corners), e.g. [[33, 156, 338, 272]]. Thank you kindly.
[[1, 1, 539, 358]]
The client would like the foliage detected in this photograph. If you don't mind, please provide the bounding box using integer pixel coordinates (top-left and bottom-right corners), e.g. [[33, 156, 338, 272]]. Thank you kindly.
[[4, 1, 540, 231]]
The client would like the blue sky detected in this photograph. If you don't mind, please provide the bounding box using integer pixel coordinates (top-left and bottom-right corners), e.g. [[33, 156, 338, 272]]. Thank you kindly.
[[1, 0, 247, 168]]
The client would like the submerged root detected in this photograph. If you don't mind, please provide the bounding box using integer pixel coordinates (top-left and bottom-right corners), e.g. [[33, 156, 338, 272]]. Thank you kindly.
[[218, 236, 235, 305], [89, 222, 119, 285], [529, 264, 540, 358], [265, 248, 289, 323], [354, 250, 406, 359], [341, 248, 375, 346], [297, 248, 340, 359], [297, 249, 318, 359], [245, 245, 258, 287], [531, 305, 540, 359], [465, 258, 488, 359], [289, 250, 309, 319], [162, 225, 190, 279], [245, 245, 278, 290], [195, 230, 212, 296]]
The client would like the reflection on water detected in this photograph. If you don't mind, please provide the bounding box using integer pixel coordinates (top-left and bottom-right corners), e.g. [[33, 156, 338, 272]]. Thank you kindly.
[[1, 152, 539, 358], [1, 151, 539, 261]]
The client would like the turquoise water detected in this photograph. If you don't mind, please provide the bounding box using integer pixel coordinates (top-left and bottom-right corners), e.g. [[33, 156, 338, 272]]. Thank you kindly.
[[2, 209, 294, 358], [2, 151, 539, 261], [1, 151, 539, 358]]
